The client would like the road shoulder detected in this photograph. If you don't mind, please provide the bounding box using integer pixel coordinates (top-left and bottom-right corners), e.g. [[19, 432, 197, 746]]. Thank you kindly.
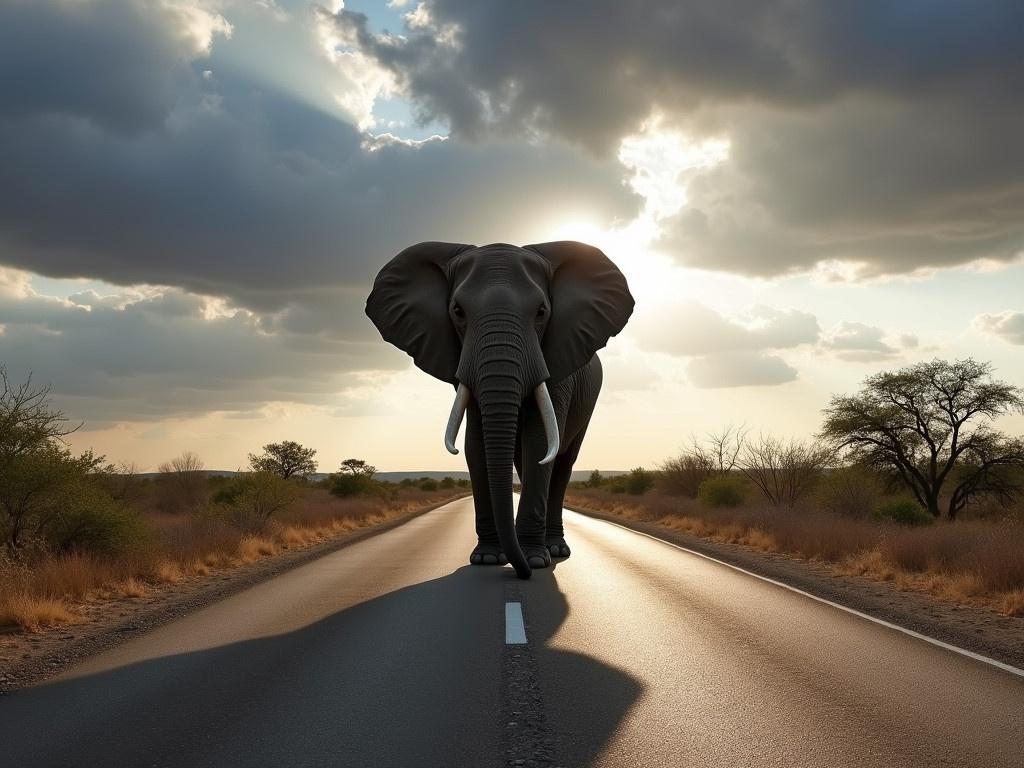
[[566, 504, 1024, 671]]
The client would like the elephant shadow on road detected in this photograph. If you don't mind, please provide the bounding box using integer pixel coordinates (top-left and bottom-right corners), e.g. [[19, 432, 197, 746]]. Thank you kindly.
[[2, 565, 642, 768]]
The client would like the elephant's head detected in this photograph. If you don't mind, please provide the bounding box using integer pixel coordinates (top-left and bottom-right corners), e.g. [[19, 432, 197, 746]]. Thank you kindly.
[[365, 241, 634, 578]]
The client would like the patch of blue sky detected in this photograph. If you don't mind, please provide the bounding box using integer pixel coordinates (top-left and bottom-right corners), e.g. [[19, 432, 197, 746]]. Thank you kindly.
[[30, 275, 128, 299]]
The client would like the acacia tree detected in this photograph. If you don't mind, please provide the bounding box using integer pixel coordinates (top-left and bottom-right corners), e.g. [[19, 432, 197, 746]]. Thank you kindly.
[[821, 359, 1024, 519], [339, 458, 376, 478], [248, 440, 317, 479]]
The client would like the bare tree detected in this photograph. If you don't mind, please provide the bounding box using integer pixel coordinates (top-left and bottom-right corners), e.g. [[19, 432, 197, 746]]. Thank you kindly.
[[821, 358, 1024, 518], [659, 424, 749, 497], [693, 424, 749, 475], [248, 440, 317, 479], [739, 434, 833, 507], [157, 451, 207, 514]]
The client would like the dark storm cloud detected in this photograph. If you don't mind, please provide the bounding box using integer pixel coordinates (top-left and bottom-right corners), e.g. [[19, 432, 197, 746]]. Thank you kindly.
[[338, 0, 1024, 276], [0, 0, 638, 421], [0, 285, 398, 423], [0, 0, 211, 133], [0, 1, 637, 312]]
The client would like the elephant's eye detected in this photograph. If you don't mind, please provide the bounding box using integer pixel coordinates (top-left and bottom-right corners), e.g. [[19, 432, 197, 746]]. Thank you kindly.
[[536, 304, 548, 321], [451, 303, 465, 320]]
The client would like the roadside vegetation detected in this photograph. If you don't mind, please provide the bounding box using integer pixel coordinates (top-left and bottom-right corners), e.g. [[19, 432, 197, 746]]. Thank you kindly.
[[567, 359, 1024, 617], [0, 370, 468, 632]]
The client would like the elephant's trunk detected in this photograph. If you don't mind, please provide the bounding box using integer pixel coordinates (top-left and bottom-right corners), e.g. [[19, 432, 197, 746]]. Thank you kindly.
[[475, 320, 531, 579]]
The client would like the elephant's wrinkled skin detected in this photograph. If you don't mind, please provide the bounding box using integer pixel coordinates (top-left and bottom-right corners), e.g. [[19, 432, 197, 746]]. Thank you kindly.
[[366, 241, 634, 578]]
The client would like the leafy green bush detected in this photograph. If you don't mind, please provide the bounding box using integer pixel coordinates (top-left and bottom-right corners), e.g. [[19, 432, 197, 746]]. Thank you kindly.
[[625, 467, 655, 495], [419, 478, 439, 491], [330, 472, 376, 498], [873, 498, 934, 526], [697, 475, 746, 508], [214, 472, 300, 532], [50, 494, 150, 555]]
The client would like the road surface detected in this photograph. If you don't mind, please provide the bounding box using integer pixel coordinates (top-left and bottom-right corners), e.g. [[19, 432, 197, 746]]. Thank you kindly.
[[2, 496, 1022, 767]]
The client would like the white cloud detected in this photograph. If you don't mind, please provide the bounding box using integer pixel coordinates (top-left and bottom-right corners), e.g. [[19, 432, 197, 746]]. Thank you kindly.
[[819, 321, 920, 361], [163, 0, 232, 55], [974, 311, 1024, 345], [637, 300, 819, 358], [686, 351, 798, 389]]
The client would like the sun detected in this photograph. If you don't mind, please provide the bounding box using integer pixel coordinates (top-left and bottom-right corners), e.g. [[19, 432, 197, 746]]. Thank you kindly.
[[539, 215, 712, 307]]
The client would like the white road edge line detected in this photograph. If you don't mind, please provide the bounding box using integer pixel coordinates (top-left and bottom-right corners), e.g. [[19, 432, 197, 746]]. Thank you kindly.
[[505, 601, 527, 645], [573, 511, 1024, 680]]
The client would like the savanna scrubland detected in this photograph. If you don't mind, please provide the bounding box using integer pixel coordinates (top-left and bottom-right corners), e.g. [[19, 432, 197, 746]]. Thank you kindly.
[[567, 360, 1024, 617], [0, 370, 467, 631], [2, 357, 1023, 634]]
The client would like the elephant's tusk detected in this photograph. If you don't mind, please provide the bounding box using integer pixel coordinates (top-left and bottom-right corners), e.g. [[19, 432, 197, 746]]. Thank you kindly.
[[535, 382, 560, 465], [444, 383, 472, 455]]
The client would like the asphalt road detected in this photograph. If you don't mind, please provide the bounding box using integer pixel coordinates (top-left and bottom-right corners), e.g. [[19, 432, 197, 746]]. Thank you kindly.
[[2, 496, 1023, 767]]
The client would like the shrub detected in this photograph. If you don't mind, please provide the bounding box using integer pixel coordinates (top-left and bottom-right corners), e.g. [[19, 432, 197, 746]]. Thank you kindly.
[[658, 453, 712, 497], [739, 435, 832, 507], [49, 494, 150, 555], [331, 473, 375, 498], [419, 478, 439, 492], [625, 467, 655, 495], [816, 463, 885, 518], [697, 475, 746, 508], [439, 476, 456, 489], [215, 472, 300, 532], [873, 498, 934, 526]]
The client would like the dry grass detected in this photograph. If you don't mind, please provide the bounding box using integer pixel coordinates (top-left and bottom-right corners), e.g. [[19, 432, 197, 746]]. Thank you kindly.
[[566, 489, 1024, 616], [0, 593, 80, 632], [0, 487, 462, 632]]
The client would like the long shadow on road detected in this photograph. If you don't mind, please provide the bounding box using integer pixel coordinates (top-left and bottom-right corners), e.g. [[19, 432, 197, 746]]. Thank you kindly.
[[2, 564, 642, 768]]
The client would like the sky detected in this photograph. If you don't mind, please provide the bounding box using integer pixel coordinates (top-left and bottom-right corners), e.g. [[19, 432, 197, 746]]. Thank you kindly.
[[0, 0, 1022, 472]]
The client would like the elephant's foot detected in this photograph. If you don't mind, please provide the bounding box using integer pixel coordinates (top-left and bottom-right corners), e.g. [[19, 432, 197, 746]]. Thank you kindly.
[[469, 543, 507, 566], [545, 536, 571, 559], [522, 544, 552, 569]]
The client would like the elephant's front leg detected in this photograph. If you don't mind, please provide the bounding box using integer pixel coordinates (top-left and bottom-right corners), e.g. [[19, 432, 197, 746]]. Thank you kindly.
[[515, 402, 555, 569], [465, 403, 506, 566]]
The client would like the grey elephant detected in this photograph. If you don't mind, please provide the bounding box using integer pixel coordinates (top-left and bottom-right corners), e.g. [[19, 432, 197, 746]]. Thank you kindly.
[[366, 241, 634, 579]]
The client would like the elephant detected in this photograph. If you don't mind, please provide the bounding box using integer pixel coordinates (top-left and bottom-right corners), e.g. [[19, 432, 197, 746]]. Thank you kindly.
[[365, 241, 634, 579]]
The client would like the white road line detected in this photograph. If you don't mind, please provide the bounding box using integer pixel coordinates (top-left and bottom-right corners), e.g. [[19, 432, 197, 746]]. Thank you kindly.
[[572, 511, 1024, 680], [505, 601, 527, 645]]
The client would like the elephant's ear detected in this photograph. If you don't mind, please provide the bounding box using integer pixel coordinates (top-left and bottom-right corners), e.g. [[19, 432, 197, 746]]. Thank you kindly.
[[365, 242, 475, 384], [524, 240, 635, 383]]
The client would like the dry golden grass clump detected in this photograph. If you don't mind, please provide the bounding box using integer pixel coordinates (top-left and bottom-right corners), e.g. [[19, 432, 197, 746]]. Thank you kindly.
[[566, 488, 1024, 616]]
